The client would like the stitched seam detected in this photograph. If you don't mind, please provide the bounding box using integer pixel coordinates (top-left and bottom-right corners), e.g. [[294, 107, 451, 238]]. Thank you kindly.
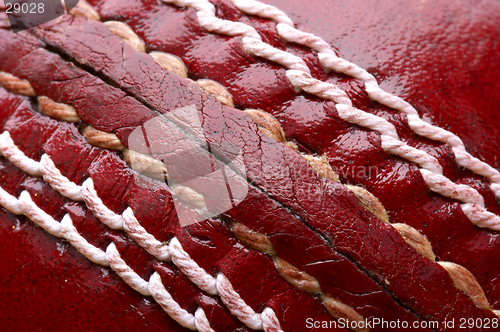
[[0, 132, 284, 332], [159, 0, 500, 231], [0, 56, 492, 324], [0, 127, 369, 329], [0, 120, 495, 325], [0, 5, 492, 322]]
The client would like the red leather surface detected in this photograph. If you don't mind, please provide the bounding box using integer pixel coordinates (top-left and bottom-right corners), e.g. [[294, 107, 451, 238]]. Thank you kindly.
[[0, 0, 499, 331], [84, 0, 500, 309]]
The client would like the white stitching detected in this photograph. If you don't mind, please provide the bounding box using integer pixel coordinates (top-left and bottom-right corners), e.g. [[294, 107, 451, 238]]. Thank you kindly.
[[60, 213, 110, 266], [3, 184, 282, 331], [162, 0, 500, 231], [169, 237, 219, 295], [0, 131, 282, 331], [149, 272, 198, 330], [461, 203, 500, 230], [123, 207, 172, 261], [0, 186, 22, 215], [81, 178, 124, 230], [197, 11, 261, 39], [18, 190, 63, 237], [261, 307, 284, 332], [404, 113, 465, 148], [242, 37, 311, 74], [216, 273, 263, 330], [336, 104, 399, 140], [106, 242, 152, 296], [231, 0, 500, 201], [286, 70, 350, 105], [194, 307, 216, 332], [232, 0, 293, 26], [380, 135, 443, 175], [40, 154, 83, 201], [0, 124, 492, 329], [0, 132, 42, 177], [419, 169, 485, 206]]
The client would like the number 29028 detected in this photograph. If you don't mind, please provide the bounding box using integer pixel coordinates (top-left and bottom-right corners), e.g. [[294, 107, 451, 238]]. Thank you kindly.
[[6, 2, 45, 14]]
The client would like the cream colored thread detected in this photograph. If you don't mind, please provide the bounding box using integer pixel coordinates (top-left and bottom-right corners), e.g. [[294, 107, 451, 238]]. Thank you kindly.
[[123, 151, 208, 209], [69, 0, 101, 21], [273, 257, 322, 294], [438, 262, 490, 310], [0, 71, 36, 96], [321, 295, 370, 332], [13, 3, 500, 316], [241, 107, 499, 288], [240, 109, 459, 287], [149, 272, 197, 330], [0, 66, 211, 214], [82, 126, 126, 151], [345, 185, 389, 224], [244, 109, 287, 143], [2, 40, 495, 291], [170, 184, 207, 210], [1, 74, 77, 124], [37, 96, 80, 122], [233, 222, 276, 254], [197, 79, 235, 107], [233, 1, 500, 201], [123, 149, 168, 181], [232, 222, 367, 328], [0, 132, 42, 177], [104, 21, 146, 52], [150, 51, 189, 78], [392, 223, 435, 261], [302, 154, 340, 183]]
